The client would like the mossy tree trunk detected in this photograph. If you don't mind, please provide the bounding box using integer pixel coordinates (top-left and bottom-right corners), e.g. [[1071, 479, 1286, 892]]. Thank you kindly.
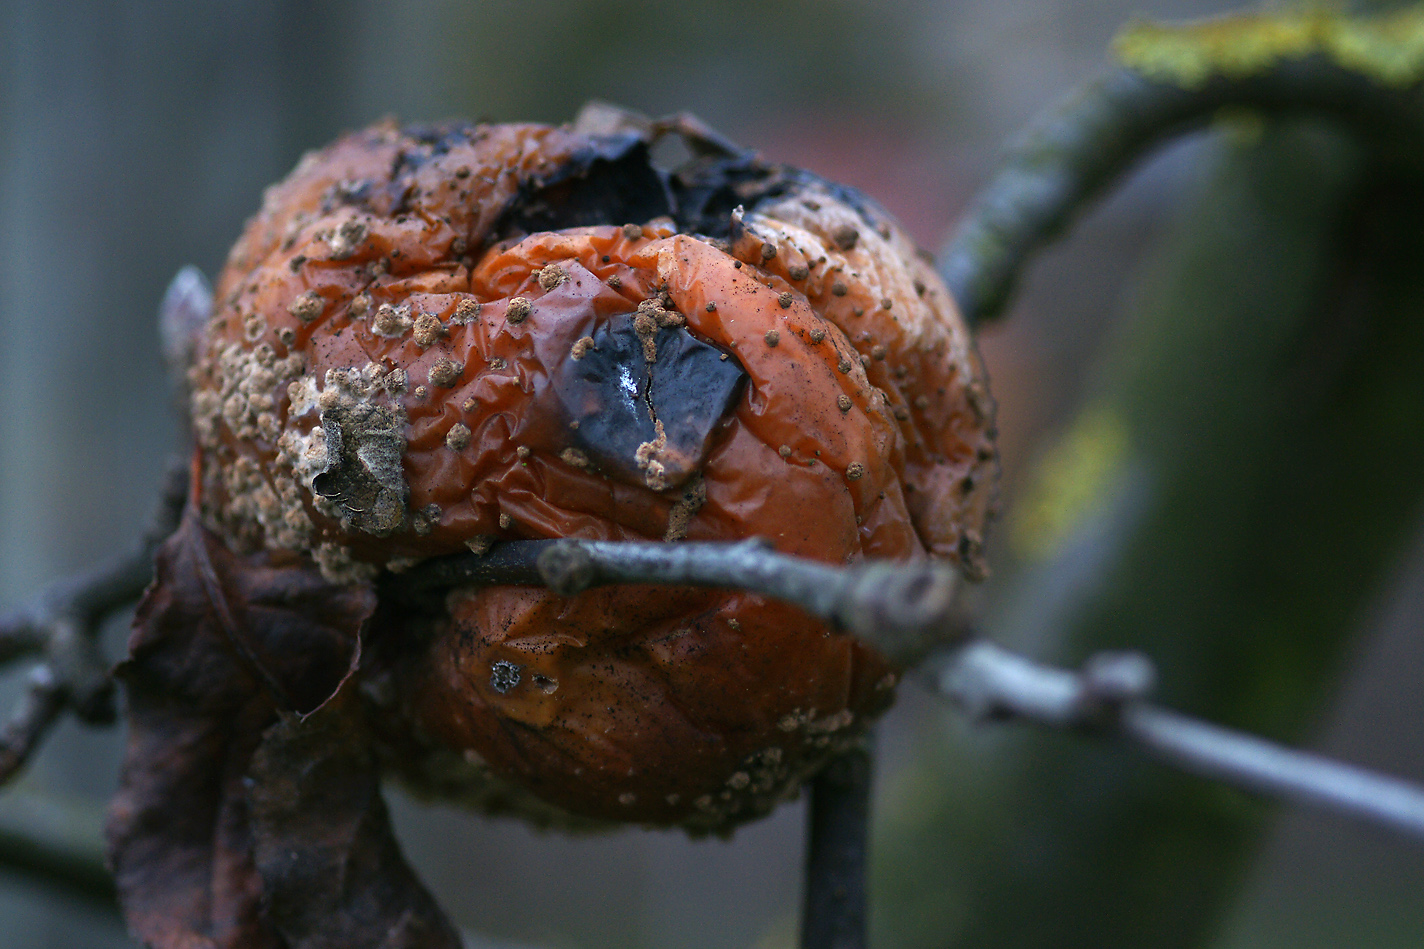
[[874, 118, 1424, 948]]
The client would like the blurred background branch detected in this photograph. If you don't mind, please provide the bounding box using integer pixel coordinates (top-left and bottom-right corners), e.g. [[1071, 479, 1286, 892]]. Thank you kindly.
[[940, 48, 1424, 327], [0, 459, 184, 784]]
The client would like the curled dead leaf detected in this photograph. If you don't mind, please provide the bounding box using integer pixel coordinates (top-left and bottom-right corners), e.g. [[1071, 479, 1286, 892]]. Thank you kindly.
[[107, 513, 453, 948]]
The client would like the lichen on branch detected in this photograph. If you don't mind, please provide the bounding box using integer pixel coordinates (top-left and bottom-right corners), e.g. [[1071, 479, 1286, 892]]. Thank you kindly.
[[1115, 7, 1424, 90]]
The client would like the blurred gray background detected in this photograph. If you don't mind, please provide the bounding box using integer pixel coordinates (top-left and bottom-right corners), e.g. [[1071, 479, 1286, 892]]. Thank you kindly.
[[4, 1, 1424, 947]]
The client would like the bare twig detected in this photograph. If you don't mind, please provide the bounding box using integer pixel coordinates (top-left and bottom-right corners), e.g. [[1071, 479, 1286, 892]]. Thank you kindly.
[[940, 60, 1424, 326], [399, 538, 967, 667], [0, 668, 66, 785], [1122, 706, 1424, 836], [0, 456, 186, 780], [936, 640, 1424, 840], [801, 744, 872, 949], [0, 459, 186, 659]]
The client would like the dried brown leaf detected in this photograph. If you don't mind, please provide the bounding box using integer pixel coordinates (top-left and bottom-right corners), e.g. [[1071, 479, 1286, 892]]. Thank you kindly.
[[107, 512, 376, 949], [249, 694, 463, 949]]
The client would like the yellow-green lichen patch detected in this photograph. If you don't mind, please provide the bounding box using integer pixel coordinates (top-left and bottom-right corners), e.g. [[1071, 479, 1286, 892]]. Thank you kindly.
[[1008, 405, 1130, 562], [1114, 8, 1424, 90]]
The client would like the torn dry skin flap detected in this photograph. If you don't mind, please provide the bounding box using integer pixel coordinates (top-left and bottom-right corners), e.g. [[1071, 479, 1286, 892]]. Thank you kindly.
[[303, 367, 410, 536], [548, 312, 746, 492]]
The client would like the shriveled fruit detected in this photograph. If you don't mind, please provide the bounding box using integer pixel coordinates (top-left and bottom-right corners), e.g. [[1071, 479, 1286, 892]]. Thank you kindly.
[[172, 110, 996, 832]]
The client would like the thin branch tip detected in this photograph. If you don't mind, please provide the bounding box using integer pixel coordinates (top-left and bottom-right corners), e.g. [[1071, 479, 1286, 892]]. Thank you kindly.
[[936, 639, 1424, 842]]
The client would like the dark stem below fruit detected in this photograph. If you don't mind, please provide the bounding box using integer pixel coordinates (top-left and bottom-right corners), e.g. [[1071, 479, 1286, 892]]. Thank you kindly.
[[801, 744, 872, 949]]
